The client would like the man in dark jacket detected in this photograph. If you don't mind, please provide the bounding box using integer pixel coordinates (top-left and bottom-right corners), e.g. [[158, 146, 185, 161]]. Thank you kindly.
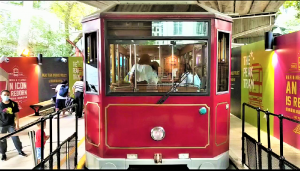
[[0, 90, 27, 161]]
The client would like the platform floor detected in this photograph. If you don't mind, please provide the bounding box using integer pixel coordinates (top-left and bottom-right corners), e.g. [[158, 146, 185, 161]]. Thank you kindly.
[[229, 114, 300, 169], [0, 112, 85, 169]]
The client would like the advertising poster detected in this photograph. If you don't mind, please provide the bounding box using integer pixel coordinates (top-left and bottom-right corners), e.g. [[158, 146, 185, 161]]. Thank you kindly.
[[38, 58, 69, 102], [274, 31, 300, 149], [241, 40, 274, 135], [231, 47, 242, 118], [68, 57, 83, 98], [0, 57, 39, 118]]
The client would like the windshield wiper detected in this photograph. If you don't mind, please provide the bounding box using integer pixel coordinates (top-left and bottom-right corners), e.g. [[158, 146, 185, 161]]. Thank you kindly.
[[156, 71, 190, 104]]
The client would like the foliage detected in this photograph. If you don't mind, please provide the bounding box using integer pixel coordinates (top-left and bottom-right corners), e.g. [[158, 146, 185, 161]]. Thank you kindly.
[[33, 1, 42, 9], [9, 1, 23, 6], [0, 1, 97, 57], [50, 1, 98, 39], [276, 1, 300, 34], [0, 12, 72, 57], [8, 1, 42, 9], [283, 1, 300, 19], [0, 12, 21, 57], [28, 16, 72, 57], [0, 46, 18, 57]]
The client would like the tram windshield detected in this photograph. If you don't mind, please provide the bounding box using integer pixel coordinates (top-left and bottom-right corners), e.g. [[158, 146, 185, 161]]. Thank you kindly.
[[108, 40, 208, 93]]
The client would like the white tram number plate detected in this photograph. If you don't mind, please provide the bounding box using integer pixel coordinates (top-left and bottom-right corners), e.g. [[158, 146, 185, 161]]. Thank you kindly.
[[127, 154, 138, 159], [178, 153, 189, 159]]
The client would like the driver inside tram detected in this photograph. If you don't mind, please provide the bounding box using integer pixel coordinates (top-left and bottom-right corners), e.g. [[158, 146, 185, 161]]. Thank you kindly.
[[129, 54, 158, 86]]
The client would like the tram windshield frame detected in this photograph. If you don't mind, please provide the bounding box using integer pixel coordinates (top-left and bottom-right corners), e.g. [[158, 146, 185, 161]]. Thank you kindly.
[[104, 19, 212, 96]]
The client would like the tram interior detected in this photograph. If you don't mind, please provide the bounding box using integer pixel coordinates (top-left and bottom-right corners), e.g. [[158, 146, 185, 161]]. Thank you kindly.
[[85, 21, 229, 94]]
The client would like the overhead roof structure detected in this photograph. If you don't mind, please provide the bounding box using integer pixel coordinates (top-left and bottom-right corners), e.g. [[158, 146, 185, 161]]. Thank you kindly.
[[80, 1, 285, 44], [82, 1, 232, 23]]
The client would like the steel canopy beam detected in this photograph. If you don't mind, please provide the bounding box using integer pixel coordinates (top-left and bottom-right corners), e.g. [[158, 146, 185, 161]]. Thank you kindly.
[[232, 24, 274, 39]]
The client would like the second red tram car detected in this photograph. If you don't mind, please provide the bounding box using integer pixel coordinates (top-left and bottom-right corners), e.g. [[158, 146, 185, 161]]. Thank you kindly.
[[82, 1, 232, 169]]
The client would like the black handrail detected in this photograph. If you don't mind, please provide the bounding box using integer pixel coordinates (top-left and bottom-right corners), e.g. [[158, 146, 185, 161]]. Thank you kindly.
[[0, 104, 77, 141], [0, 104, 78, 170], [33, 133, 76, 170], [242, 103, 300, 170]]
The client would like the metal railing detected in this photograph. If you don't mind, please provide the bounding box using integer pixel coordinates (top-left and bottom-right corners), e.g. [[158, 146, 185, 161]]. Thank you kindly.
[[242, 103, 299, 170], [0, 104, 78, 170], [33, 132, 77, 169]]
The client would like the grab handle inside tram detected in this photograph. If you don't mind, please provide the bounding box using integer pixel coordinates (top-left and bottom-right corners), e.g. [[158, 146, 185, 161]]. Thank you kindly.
[[156, 71, 190, 104]]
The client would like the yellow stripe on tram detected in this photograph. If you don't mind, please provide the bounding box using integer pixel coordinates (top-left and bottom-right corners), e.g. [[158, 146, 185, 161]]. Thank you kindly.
[[53, 136, 85, 169]]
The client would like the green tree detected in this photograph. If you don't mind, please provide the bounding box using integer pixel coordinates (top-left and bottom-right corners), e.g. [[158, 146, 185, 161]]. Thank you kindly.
[[0, 13, 71, 57], [0, 12, 21, 57], [50, 1, 98, 42], [0, 1, 97, 57], [28, 16, 75, 57], [276, 1, 300, 34], [284, 1, 300, 19]]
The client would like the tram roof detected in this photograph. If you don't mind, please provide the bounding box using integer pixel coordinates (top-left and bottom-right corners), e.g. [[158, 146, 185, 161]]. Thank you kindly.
[[82, 1, 232, 23]]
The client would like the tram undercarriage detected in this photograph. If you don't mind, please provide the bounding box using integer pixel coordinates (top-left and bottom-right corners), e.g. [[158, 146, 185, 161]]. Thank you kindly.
[[86, 151, 229, 170]]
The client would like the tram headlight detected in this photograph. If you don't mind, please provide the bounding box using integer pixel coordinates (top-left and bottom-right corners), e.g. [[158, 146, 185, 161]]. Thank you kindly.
[[151, 127, 165, 141]]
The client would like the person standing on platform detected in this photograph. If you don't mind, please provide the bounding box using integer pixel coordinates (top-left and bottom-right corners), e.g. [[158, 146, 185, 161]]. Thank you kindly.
[[54, 80, 69, 119], [72, 77, 84, 118], [0, 90, 27, 161]]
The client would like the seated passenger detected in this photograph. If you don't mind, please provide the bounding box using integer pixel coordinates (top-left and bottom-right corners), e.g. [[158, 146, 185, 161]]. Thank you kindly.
[[150, 61, 159, 74], [149, 61, 159, 84], [179, 64, 201, 88], [129, 54, 158, 85]]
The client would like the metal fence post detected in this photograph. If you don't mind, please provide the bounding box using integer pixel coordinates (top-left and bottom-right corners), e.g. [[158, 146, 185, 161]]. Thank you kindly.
[[279, 114, 285, 170], [28, 130, 37, 166], [57, 110, 61, 169], [75, 104, 78, 168], [41, 118, 45, 169], [67, 140, 70, 169], [266, 111, 272, 170], [256, 108, 262, 169], [242, 103, 246, 165], [49, 114, 53, 169]]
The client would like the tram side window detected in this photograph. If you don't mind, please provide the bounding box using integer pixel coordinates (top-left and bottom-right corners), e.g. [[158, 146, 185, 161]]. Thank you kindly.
[[217, 31, 230, 93], [85, 32, 99, 93]]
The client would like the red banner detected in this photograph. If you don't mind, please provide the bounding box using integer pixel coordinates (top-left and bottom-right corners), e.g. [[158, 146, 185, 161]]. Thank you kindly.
[[0, 57, 39, 118]]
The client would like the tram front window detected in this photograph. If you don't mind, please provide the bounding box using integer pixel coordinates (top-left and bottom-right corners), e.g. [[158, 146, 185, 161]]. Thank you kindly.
[[108, 40, 208, 94]]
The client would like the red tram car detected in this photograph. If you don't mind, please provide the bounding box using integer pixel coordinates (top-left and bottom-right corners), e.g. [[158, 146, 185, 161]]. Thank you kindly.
[[82, 1, 232, 169]]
